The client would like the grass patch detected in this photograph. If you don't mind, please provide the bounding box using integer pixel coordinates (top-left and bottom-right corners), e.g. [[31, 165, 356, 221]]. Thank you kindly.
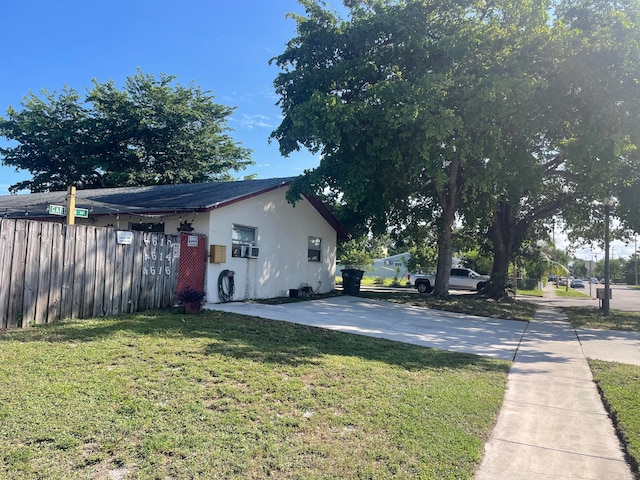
[[554, 287, 590, 298], [0, 310, 510, 479], [361, 276, 406, 287], [563, 307, 640, 331], [589, 360, 640, 473], [358, 291, 536, 322], [514, 289, 543, 297]]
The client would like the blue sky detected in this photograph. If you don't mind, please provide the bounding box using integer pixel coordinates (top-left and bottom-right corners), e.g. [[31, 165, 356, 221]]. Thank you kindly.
[[0, 0, 346, 195], [1, 1, 635, 259]]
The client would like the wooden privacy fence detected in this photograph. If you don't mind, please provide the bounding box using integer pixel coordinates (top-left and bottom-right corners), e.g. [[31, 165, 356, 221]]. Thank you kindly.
[[0, 219, 180, 329]]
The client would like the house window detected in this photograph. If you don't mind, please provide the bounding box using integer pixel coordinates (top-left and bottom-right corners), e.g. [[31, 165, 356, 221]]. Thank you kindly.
[[232, 225, 256, 257], [308, 237, 321, 262]]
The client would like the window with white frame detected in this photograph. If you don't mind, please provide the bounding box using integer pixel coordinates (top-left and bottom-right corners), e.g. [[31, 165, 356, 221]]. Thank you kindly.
[[308, 236, 321, 262], [232, 224, 256, 257]]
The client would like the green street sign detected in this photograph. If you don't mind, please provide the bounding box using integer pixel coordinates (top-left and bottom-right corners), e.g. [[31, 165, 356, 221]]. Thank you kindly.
[[47, 205, 89, 218], [48, 204, 66, 216], [74, 208, 89, 218]]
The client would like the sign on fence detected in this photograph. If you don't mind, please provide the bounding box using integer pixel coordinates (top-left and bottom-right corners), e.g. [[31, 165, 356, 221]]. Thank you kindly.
[[117, 231, 134, 245]]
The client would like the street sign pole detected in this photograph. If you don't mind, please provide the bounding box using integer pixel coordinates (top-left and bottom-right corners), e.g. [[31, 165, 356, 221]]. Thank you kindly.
[[66, 186, 76, 225]]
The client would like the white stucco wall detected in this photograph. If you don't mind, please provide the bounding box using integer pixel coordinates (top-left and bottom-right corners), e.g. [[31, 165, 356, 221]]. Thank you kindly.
[[78, 186, 338, 302], [206, 186, 337, 302]]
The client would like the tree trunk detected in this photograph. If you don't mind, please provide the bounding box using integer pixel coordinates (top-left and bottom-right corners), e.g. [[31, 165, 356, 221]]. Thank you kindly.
[[489, 243, 512, 299], [434, 217, 455, 298], [433, 156, 463, 298], [487, 199, 531, 300]]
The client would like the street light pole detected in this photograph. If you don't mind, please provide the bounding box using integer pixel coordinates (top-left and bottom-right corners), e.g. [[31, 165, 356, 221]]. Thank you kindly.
[[603, 200, 612, 316]]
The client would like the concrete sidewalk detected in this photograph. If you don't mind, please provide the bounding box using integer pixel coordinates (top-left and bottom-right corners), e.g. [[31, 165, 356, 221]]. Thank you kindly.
[[475, 306, 633, 479], [577, 328, 640, 366], [524, 284, 640, 366]]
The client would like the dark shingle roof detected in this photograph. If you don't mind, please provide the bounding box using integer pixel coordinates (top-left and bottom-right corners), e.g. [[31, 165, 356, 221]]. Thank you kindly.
[[0, 177, 295, 217]]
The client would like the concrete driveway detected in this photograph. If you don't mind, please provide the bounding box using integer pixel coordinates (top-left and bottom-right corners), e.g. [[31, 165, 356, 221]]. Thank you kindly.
[[207, 295, 528, 360]]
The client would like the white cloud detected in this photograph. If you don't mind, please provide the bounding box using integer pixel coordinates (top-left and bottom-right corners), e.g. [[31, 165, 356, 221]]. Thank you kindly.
[[239, 114, 274, 130]]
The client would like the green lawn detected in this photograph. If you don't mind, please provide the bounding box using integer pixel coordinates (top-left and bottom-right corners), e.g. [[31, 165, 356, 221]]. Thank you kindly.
[[589, 360, 640, 474], [564, 307, 640, 331], [513, 288, 544, 297], [565, 307, 640, 477], [358, 290, 536, 322], [554, 287, 591, 298], [0, 310, 510, 479]]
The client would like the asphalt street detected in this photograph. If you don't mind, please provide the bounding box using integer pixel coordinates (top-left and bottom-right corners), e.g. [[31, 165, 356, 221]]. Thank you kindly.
[[398, 282, 639, 311], [520, 283, 639, 311]]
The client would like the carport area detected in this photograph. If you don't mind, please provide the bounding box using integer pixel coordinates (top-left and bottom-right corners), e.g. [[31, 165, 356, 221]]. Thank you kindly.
[[206, 295, 528, 360]]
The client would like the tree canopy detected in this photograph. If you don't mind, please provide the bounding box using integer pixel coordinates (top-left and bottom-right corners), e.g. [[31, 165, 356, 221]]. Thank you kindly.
[[0, 71, 253, 193], [272, 0, 640, 297]]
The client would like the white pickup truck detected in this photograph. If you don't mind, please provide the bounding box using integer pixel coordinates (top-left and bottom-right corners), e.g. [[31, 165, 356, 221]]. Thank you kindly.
[[407, 267, 489, 293]]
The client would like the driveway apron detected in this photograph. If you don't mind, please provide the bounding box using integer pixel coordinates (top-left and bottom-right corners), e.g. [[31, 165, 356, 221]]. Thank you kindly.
[[475, 306, 633, 480]]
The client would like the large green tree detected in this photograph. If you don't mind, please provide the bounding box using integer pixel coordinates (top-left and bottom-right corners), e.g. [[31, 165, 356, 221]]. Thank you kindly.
[[272, 0, 555, 297], [0, 71, 253, 192], [273, 0, 640, 299], [552, 0, 640, 246], [454, 0, 640, 299]]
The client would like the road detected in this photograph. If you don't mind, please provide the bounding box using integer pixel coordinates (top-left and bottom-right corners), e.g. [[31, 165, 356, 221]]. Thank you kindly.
[[596, 284, 639, 312], [526, 283, 639, 312], [362, 283, 639, 312]]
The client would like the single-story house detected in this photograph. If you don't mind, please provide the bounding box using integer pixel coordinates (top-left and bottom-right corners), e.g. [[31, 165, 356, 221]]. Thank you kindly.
[[364, 252, 410, 280], [0, 177, 349, 303]]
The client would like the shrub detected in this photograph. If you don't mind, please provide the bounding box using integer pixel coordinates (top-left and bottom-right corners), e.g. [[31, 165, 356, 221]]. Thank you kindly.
[[176, 287, 206, 304]]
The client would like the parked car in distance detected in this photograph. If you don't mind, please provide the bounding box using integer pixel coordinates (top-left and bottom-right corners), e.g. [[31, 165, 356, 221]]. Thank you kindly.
[[589, 277, 599, 284], [571, 278, 585, 288], [407, 267, 490, 294]]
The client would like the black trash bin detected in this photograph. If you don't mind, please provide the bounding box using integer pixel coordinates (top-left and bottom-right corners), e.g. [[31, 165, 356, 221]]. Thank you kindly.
[[341, 268, 365, 296]]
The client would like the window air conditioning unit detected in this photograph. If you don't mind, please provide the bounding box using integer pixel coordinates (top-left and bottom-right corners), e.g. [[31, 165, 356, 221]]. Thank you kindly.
[[241, 245, 260, 258]]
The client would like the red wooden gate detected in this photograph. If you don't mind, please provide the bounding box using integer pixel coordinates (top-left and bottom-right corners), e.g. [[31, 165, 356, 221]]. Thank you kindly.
[[176, 233, 207, 300]]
